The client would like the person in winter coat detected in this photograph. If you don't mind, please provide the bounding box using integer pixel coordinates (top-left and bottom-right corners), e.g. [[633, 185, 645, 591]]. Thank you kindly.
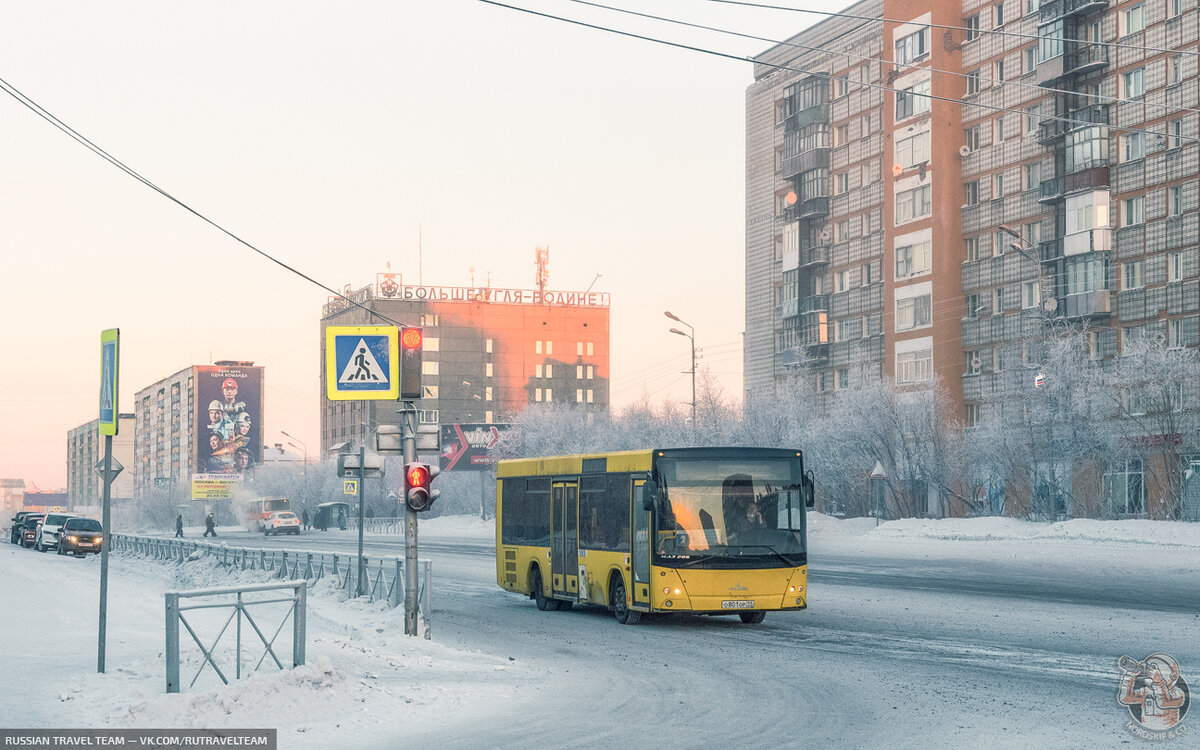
[[203, 513, 217, 537], [301, 509, 310, 530], [175, 514, 184, 538]]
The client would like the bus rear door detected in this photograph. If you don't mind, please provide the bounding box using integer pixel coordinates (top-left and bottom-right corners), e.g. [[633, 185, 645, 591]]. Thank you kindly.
[[551, 480, 579, 600]]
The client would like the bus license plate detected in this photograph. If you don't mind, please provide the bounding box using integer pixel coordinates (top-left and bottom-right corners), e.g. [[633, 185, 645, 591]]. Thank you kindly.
[[721, 600, 754, 609]]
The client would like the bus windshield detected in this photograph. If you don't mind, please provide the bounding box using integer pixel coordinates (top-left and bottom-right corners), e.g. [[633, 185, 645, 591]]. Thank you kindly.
[[654, 456, 806, 568]]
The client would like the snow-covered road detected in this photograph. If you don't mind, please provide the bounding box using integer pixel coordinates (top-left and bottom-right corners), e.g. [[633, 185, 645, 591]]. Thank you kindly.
[[2, 515, 1197, 749]]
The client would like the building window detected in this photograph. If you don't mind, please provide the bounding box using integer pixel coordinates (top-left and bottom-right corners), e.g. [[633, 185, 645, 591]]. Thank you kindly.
[[966, 70, 981, 95], [995, 2, 1005, 26], [1168, 251, 1185, 282], [834, 269, 850, 293], [535, 341, 542, 355], [896, 349, 933, 384], [1123, 196, 1145, 226], [1168, 118, 1184, 150], [577, 389, 584, 403], [895, 240, 932, 278], [896, 294, 932, 330], [1170, 0, 1183, 18], [535, 364, 543, 378], [836, 171, 850, 194], [966, 14, 981, 41], [965, 181, 979, 206], [995, 59, 1006, 82], [1039, 20, 1064, 62], [966, 293, 982, 317], [485, 339, 493, 353], [587, 342, 593, 355], [1066, 255, 1110, 295], [1121, 4, 1145, 36], [577, 341, 584, 355], [895, 131, 931, 168], [1123, 132, 1145, 162], [586, 389, 594, 403], [535, 388, 543, 402], [1024, 162, 1041, 191], [1065, 126, 1109, 172], [834, 123, 849, 146], [895, 80, 931, 120], [1170, 185, 1184, 216], [1123, 68, 1145, 98], [1024, 46, 1037, 75], [486, 362, 493, 377], [587, 365, 594, 379], [895, 29, 929, 65], [1123, 260, 1145, 290], [1105, 458, 1144, 515], [545, 388, 553, 402], [895, 184, 931, 223], [966, 237, 982, 261], [966, 350, 983, 375], [994, 287, 1005, 312], [1171, 54, 1183, 85], [862, 263, 873, 286], [1022, 281, 1041, 309], [576, 365, 584, 378], [835, 74, 850, 98], [485, 387, 493, 401], [994, 173, 1005, 198]]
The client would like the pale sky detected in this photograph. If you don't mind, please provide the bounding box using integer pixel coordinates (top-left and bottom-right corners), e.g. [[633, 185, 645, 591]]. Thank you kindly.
[[0, 1, 833, 489]]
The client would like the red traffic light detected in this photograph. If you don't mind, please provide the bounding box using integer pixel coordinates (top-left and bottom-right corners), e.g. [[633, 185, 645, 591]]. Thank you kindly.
[[401, 327, 423, 349], [406, 465, 429, 488]]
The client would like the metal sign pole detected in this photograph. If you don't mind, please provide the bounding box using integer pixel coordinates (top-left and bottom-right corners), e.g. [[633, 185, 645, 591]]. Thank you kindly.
[[402, 403, 419, 635], [98, 434, 113, 673], [356, 445, 366, 597]]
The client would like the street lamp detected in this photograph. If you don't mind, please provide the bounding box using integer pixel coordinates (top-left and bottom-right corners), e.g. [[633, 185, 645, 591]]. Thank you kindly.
[[664, 311, 696, 428]]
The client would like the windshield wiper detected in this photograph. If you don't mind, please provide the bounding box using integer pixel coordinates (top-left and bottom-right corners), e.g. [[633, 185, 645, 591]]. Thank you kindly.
[[736, 544, 798, 567]]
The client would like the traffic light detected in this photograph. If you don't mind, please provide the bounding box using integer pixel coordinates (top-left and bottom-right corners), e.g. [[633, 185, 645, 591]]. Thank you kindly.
[[400, 326, 423, 399], [403, 461, 440, 512]]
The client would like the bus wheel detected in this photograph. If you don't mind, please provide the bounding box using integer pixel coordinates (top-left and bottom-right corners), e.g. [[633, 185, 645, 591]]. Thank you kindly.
[[610, 575, 640, 625], [739, 611, 766, 624], [531, 567, 560, 611]]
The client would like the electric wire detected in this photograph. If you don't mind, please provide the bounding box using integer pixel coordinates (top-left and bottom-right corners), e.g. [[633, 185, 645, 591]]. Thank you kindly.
[[569, 0, 1200, 125], [478, 1, 1200, 145], [0, 75, 405, 330]]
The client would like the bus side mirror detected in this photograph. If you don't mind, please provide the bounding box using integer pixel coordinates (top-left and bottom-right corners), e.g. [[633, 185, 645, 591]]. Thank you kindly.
[[803, 472, 815, 508], [642, 480, 658, 511]]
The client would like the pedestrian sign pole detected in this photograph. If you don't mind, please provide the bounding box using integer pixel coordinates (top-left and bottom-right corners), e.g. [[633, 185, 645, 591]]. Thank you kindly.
[[98, 328, 120, 674]]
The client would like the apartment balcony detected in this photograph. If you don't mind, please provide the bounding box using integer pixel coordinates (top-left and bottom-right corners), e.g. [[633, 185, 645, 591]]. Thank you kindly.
[[1068, 103, 1109, 128], [801, 294, 830, 314], [778, 298, 800, 319], [1039, 238, 1063, 264], [799, 245, 830, 268], [796, 196, 830, 220], [1038, 177, 1064, 204], [1063, 228, 1111, 256], [780, 145, 831, 180], [1064, 165, 1109, 192], [1059, 290, 1112, 319], [1037, 117, 1068, 146], [1064, 43, 1109, 77], [1039, 0, 1109, 21], [785, 104, 830, 132]]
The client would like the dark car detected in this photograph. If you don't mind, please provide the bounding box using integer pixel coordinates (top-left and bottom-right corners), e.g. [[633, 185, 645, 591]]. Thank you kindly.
[[20, 514, 45, 548], [9, 511, 38, 544], [58, 517, 103, 556]]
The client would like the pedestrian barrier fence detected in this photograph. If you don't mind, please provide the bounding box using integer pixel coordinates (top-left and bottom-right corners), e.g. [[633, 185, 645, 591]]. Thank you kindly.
[[164, 580, 306, 694], [110, 534, 432, 616]]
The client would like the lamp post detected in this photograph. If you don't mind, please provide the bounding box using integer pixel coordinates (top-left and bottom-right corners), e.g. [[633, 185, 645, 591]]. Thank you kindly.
[[282, 431, 308, 522], [664, 311, 696, 428]]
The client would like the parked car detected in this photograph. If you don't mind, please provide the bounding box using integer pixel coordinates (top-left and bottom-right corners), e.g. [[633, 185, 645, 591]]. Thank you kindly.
[[58, 517, 103, 556], [9, 511, 38, 544], [35, 513, 76, 553], [264, 510, 301, 536], [20, 514, 45, 548]]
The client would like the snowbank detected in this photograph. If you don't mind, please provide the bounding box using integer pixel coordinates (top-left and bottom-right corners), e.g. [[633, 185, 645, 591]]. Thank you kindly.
[[807, 512, 1200, 548]]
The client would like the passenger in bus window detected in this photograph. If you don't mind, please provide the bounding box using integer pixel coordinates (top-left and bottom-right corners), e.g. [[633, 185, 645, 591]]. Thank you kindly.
[[744, 501, 765, 529]]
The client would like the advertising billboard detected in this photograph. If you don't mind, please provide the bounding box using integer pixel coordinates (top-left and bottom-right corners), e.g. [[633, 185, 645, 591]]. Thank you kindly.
[[440, 423, 510, 472], [194, 365, 264, 478]]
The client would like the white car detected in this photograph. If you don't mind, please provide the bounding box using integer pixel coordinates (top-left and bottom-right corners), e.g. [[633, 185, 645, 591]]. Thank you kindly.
[[35, 513, 77, 552], [264, 511, 301, 536]]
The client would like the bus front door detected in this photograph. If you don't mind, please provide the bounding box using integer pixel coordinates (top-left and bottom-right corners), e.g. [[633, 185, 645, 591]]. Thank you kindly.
[[551, 481, 579, 600], [632, 479, 651, 608]]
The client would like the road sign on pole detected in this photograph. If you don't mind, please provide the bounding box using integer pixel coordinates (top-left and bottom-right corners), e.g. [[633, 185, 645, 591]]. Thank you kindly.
[[325, 326, 400, 400], [99, 329, 119, 436]]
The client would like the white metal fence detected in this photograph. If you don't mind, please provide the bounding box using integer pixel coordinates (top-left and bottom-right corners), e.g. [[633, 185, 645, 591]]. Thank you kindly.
[[110, 534, 432, 614]]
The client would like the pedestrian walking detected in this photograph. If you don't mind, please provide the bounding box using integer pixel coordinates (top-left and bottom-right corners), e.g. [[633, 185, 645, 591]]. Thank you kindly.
[[301, 509, 310, 531], [175, 514, 184, 538], [203, 512, 217, 537]]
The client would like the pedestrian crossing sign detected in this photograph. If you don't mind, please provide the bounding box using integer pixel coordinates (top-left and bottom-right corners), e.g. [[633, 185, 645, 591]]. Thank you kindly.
[[326, 325, 400, 400]]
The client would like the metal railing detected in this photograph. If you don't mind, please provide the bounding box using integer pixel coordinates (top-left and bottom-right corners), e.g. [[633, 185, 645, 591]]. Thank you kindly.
[[110, 534, 431, 615], [165, 580, 305, 693]]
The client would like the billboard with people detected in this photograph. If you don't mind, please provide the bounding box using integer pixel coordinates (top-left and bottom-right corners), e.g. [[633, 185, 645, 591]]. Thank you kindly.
[[194, 365, 264, 477]]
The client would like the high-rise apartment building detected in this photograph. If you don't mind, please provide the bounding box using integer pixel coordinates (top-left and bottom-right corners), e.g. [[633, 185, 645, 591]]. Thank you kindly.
[[319, 271, 611, 455], [747, 0, 1199, 411], [67, 414, 135, 512]]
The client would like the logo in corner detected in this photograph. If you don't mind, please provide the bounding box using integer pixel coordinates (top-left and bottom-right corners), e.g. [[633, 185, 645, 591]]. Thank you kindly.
[[1118, 653, 1190, 740]]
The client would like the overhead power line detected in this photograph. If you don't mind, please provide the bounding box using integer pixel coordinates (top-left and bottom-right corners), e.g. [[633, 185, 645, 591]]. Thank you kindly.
[[705, 0, 1200, 59], [478, 1, 1200, 145], [568, 0, 1200, 123], [0, 75, 403, 329]]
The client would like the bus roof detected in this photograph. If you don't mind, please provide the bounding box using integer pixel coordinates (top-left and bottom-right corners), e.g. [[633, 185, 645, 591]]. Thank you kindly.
[[497, 447, 804, 478]]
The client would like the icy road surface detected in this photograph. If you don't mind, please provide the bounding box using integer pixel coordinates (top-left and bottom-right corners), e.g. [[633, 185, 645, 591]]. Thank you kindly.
[[2, 515, 1197, 749]]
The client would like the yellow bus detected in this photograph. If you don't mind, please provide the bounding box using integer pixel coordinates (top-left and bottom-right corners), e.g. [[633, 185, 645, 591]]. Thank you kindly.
[[496, 447, 814, 624]]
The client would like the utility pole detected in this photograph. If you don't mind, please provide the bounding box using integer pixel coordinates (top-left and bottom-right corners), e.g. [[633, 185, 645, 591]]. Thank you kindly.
[[400, 402, 420, 636]]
